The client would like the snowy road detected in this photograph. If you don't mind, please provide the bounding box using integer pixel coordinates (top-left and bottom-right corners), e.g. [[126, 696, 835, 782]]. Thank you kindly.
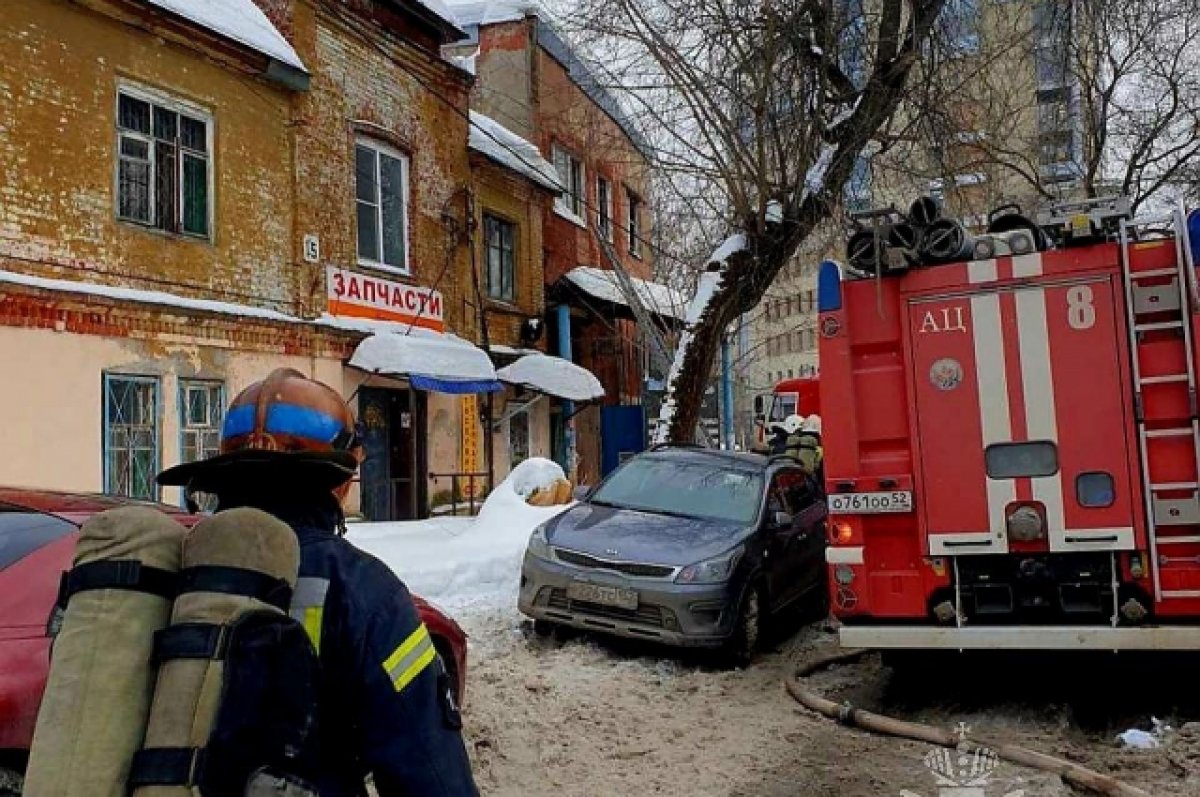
[[346, 460, 1200, 796]]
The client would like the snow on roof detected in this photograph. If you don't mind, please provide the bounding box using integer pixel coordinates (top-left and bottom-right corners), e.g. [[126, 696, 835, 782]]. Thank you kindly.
[[497, 353, 604, 402], [444, 0, 541, 26], [350, 330, 499, 385], [145, 0, 307, 72], [0, 268, 307, 324], [564, 267, 687, 321], [469, 111, 563, 191]]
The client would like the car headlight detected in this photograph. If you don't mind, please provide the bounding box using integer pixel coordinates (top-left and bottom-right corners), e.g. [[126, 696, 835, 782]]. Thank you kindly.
[[676, 546, 743, 585], [526, 525, 552, 561]]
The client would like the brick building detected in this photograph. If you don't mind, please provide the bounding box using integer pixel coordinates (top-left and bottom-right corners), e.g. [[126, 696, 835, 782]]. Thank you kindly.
[[0, 0, 353, 504], [447, 1, 679, 483], [0, 0, 521, 520]]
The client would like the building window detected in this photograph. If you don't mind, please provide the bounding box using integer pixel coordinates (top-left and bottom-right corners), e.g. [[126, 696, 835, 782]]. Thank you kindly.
[[552, 144, 585, 221], [355, 139, 410, 274], [597, 176, 613, 241], [116, 87, 211, 237], [180, 380, 223, 511], [104, 374, 159, 501], [509, 408, 530, 467], [627, 188, 644, 258], [484, 214, 516, 302], [941, 0, 981, 56]]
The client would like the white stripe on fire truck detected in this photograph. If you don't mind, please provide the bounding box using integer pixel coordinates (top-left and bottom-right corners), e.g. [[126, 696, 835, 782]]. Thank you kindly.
[[1011, 253, 1043, 279], [967, 259, 998, 284], [1014, 285, 1067, 534], [970, 292, 1017, 533]]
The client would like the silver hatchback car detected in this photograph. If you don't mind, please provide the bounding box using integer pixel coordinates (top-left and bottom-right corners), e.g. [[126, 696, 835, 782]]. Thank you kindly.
[[518, 446, 827, 663]]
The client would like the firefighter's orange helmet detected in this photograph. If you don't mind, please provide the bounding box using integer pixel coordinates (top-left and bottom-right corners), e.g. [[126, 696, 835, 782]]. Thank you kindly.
[[157, 368, 362, 496]]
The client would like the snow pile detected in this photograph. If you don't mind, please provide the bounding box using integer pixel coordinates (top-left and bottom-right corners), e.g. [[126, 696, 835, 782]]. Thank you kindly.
[[348, 458, 573, 612], [1117, 718, 1172, 749], [146, 0, 306, 71], [469, 111, 563, 191], [564, 266, 687, 320], [349, 329, 498, 383], [497, 353, 604, 402]]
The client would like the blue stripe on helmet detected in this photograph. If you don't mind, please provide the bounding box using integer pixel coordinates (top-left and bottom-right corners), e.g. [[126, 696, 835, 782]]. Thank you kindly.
[[222, 402, 345, 445]]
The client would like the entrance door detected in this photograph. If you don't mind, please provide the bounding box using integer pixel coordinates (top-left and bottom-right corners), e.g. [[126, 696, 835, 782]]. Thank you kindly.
[[359, 387, 427, 521], [601, 404, 647, 476]]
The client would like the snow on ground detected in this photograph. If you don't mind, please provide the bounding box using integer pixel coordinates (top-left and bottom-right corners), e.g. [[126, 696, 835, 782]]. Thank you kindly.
[[347, 459, 572, 614]]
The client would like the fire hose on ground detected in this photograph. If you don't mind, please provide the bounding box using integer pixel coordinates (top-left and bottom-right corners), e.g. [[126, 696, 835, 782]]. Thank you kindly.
[[785, 649, 1152, 797]]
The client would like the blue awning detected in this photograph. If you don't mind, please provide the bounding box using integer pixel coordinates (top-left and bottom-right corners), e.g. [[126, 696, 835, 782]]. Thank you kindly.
[[409, 375, 504, 394]]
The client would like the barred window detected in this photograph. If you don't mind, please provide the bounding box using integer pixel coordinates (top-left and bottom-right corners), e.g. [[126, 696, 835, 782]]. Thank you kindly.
[[104, 375, 159, 501]]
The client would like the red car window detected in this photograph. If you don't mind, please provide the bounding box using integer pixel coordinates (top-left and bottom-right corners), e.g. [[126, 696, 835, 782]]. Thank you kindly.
[[0, 507, 75, 571]]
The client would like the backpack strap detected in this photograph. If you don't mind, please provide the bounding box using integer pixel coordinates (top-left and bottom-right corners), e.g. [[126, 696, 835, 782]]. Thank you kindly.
[[128, 747, 207, 788], [153, 623, 231, 662], [59, 560, 178, 607], [178, 565, 293, 611]]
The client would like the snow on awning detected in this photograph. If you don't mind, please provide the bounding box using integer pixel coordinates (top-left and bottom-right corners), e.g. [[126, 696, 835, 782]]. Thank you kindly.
[[496, 353, 604, 402], [469, 111, 563, 192], [562, 267, 686, 322], [349, 331, 503, 394]]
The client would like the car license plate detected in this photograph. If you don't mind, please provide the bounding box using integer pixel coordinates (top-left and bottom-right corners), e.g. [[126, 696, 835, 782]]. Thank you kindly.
[[567, 581, 639, 610], [829, 491, 914, 514]]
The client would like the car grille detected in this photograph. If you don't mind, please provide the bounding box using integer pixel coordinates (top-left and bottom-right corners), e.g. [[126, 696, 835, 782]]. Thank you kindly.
[[553, 548, 675, 578], [547, 588, 665, 627]]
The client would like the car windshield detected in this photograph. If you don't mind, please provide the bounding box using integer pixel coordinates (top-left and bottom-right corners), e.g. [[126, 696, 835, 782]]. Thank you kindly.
[[590, 456, 763, 523], [769, 393, 798, 422]]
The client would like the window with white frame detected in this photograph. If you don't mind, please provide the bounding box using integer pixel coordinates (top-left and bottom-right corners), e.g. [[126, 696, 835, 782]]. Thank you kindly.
[[626, 187, 644, 258], [484, 214, 516, 302], [180, 380, 224, 512], [597, 176, 613, 241], [551, 144, 585, 220], [116, 87, 211, 237], [355, 139, 410, 274], [104, 374, 159, 501]]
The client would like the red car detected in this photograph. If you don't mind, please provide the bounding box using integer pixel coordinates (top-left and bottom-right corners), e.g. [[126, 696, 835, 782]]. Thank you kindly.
[[0, 488, 468, 785]]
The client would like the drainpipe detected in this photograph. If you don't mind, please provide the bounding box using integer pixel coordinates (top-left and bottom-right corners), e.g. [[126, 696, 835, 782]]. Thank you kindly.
[[556, 303, 575, 477], [721, 332, 734, 451]]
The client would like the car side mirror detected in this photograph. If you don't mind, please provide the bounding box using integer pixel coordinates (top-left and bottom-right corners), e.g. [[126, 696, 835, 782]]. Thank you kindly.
[[772, 511, 794, 529], [753, 395, 766, 416], [572, 485, 593, 502]]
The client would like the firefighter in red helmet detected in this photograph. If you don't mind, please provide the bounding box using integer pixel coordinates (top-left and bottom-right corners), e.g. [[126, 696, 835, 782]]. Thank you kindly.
[[158, 368, 478, 796]]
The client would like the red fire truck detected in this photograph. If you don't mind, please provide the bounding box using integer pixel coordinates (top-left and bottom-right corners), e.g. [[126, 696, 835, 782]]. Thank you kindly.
[[819, 199, 1200, 650], [753, 375, 820, 449]]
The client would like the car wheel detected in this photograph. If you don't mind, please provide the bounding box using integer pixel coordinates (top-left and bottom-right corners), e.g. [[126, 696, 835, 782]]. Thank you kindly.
[[723, 586, 763, 668], [532, 619, 557, 638]]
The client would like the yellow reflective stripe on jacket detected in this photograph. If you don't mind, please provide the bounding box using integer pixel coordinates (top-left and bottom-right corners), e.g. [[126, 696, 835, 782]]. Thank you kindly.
[[289, 577, 330, 655], [382, 623, 437, 693]]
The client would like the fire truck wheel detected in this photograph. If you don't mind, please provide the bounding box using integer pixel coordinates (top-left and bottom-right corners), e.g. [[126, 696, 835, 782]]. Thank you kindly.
[[532, 619, 557, 638], [723, 586, 764, 668], [0, 765, 22, 796]]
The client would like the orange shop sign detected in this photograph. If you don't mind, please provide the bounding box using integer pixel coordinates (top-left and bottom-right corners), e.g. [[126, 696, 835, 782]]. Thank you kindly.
[[326, 266, 444, 332]]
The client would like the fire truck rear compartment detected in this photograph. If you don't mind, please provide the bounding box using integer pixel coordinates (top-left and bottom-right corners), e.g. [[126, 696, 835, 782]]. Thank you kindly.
[[929, 553, 1152, 624]]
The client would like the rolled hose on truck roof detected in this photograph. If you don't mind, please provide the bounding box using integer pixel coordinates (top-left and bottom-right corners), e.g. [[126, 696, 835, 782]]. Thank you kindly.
[[24, 507, 187, 797], [785, 650, 1151, 797]]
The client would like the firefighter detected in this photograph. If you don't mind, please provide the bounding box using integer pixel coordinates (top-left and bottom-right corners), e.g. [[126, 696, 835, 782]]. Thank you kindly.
[[785, 415, 823, 481], [157, 369, 478, 797], [771, 414, 804, 455]]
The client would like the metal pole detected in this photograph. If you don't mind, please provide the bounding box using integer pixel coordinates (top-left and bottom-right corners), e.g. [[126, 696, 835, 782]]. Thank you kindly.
[[721, 333, 734, 451], [556, 303, 575, 475]]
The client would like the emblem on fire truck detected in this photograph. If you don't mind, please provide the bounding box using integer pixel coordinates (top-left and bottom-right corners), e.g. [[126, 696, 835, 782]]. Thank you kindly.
[[899, 725, 1023, 797], [928, 358, 964, 391]]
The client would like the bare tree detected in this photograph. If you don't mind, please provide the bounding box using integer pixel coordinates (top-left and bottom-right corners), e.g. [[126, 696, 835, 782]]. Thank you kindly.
[[565, 0, 949, 441]]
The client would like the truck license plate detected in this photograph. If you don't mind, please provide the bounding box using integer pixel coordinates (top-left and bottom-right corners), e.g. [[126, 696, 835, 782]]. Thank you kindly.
[[567, 581, 639, 610], [829, 491, 914, 514]]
